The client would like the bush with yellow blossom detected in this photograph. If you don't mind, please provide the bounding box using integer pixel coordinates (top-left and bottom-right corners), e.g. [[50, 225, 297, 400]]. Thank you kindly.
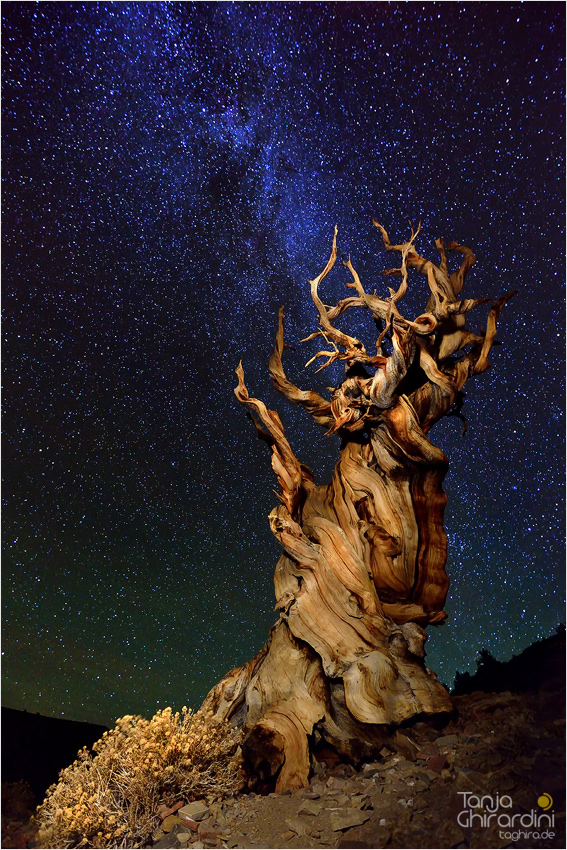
[[34, 707, 245, 849]]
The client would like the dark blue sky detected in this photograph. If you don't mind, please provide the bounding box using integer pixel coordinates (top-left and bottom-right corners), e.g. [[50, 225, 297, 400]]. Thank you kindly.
[[2, 1, 565, 726]]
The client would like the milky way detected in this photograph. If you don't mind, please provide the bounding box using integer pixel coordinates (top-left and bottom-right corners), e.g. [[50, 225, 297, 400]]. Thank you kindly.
[[2, 2, 565, 725]]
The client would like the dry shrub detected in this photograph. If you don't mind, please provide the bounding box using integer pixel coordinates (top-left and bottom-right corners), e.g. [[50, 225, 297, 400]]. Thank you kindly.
[[34, 707, 245, 849]]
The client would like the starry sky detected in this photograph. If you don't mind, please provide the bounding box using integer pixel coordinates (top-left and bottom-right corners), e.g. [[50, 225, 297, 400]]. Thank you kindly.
[[2, 1, 565, 728]]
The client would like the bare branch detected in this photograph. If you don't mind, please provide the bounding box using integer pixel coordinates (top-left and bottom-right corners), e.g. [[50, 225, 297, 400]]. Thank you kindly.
[[269, 306, 334, 428], [326, 295, 368, 321], [235, 361, 314, 521], [374, 219, 462, 317], [305, 349, 341, 372], [446, 297, 491, 315], [446, 242, 477, 296], [374, 218, 439, 279], [308, 226, 364, 352], [372, 220, 422, 307], [221, 221, 515, 796], [436, 238, 449, 277], [343, 255, 374, 310], [470, 292, 516, 375]]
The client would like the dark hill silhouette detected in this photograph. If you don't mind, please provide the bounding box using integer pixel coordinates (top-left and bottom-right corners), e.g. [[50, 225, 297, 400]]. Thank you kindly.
[[1, 707, 108, 803], [452, 623, 566, 695]]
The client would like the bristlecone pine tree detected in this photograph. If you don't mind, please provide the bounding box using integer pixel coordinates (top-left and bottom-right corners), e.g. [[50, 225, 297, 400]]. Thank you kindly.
[[200, 221, 514, 792]]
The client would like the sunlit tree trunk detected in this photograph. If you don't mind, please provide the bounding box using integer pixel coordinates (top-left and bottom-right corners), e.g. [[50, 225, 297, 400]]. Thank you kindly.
[[201, 223, 513, 791]]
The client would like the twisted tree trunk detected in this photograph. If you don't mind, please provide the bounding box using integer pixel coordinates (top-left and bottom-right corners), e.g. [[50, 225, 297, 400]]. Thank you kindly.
[[201, 223, 513, 791]]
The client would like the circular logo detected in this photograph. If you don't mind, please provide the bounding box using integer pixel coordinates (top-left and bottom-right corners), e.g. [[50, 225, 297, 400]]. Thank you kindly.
[[537, 793, 553, 811]]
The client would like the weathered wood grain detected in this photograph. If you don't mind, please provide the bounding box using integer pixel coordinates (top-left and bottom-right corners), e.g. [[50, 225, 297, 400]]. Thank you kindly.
[[200, 224, 513, 790]]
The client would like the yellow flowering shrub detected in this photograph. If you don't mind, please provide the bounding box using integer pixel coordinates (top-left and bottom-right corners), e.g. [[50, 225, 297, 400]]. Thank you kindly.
[[34, 707, 245, 848]]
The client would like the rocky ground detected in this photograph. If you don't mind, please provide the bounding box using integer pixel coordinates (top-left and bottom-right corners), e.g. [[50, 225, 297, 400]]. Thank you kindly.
[[151, 683, 565, 850], [3, 640, 564, 850]]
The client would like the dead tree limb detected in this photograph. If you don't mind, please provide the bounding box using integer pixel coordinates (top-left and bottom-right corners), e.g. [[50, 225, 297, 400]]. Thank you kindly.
[[201, 222, 514, 791]]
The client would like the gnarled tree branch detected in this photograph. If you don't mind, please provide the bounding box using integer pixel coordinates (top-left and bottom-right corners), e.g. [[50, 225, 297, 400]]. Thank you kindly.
[[202, 221, 514, 793]]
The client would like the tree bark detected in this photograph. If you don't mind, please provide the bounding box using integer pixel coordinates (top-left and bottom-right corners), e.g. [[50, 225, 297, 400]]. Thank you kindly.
[[200, 224, 513, 791]]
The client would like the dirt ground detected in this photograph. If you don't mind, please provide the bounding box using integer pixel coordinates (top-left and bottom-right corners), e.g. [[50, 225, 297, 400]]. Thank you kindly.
[[152, 681, 565, 850], [4, 659, 564, 850]]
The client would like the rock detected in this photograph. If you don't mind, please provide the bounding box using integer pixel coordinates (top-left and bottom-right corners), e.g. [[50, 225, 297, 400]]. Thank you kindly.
[[427, 753, 447, 773], [326, 776, 346, 789], [455, 767, 490, 792], [198, 820, 219, 842], [162, 815, 183, 833], [416, 741, 440, 760], [386, 778, 408, 794], [191, 843, 205, 850], [435, 733, 459, 748], [326, 792, 350, 807], [178, 802, 210, 823], [285, 817, 307, 836], [152, 831, 184, 849], [341, 763, 356, 777], [395, 758, 419, 777], [176, 833, 191, 844], [350, 793, 372, 810], [297, 800, 322, 816], [394, 758, 418, 775], [436, 820, 465, 846], [300, 789, 321, 799], [422, 767, 443, 782], [207, 803, 226, 831], [159, 801, 185, 820], [362, 761, 382, 778], [281, 830, 296, 841], [330, 809, 370, 831], [395, 730, 420, 760], [350, 825, 391, 848], [372, 827, 391, 847]]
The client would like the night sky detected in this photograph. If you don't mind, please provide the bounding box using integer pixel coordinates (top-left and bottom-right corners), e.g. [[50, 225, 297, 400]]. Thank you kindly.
[[2, 2, 565, 728]]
